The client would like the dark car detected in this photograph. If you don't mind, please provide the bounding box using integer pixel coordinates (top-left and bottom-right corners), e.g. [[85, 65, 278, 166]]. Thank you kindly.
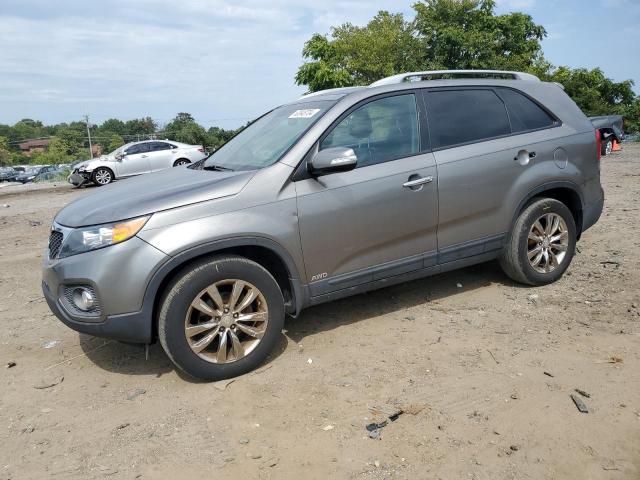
[[16, 165, 57, 183], [589, 115, 624, 156], [0, 167, 19, 182]]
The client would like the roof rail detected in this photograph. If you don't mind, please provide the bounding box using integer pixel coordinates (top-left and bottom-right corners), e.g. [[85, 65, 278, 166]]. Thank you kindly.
[[299, 86, 364, 100], [370, 70, 540, 87]]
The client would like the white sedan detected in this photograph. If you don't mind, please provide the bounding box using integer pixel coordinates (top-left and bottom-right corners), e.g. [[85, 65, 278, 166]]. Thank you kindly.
[[69, 140, 207, 186]]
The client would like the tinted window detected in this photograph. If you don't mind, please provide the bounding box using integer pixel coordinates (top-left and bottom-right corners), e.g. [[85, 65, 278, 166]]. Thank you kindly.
[[498, 88, 555, 132], [149, 141, 171, 151], [321, 94, 420, 168], [125, 143, 149, 155], [426, 89, 510, 148]]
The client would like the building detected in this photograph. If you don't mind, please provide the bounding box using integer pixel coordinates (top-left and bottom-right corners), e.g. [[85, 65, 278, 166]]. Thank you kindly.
[[18, 138, 50, 155]]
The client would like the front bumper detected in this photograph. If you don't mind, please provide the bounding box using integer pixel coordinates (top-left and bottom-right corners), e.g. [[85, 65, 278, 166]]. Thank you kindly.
[[68, 172, 91, 186], [42, 236, 168, 343]]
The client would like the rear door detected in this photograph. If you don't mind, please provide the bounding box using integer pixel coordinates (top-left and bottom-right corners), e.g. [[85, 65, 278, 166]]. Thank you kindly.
[[295, 92, 439, 296], [117, 143, 151, 177], [148, 141, 175, 172], [424, 87, 559, 262]]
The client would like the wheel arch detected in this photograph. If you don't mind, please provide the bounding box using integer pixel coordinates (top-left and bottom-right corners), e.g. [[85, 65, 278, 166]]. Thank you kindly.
[[92, 166, 116, 182], [512, 182, 584, 238], [173, 158, 191, 167], [145, 238, 304, 340]]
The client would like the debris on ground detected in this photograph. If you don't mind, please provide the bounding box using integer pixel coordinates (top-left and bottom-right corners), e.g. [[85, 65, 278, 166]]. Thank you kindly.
[[401, 403, 427, 415], [33, 376, 64, 390], [575, 388, 591, 398], [213, 378, 235, 391], [126, 388, 146, 400], [6, 361, 16, 368], [366, 404, 405, 439], [322, 425, 334, 431], [116, 423, 130, 430], [28, 220, 41, 227], [41, 340, 60, 349], [570, 393, 589, 413], [543, 371, 554, 377]]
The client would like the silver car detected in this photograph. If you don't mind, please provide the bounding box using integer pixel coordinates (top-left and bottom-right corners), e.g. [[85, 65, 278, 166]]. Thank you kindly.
[[69, 140, 206, 186], [43, 70, 604, 380]]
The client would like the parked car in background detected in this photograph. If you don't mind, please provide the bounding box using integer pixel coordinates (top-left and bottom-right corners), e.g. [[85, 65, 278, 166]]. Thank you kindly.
[[68, 140, 207, 187], [589, 115, 624, 156], [0, 167, 19, 182], [16, 165, 57, 183], [44, 69, 604, 380]]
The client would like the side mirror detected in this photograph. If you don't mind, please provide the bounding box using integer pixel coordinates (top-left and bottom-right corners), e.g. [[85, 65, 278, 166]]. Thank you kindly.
[[308, 147, 357, 176], [115, 153, 124, 161]]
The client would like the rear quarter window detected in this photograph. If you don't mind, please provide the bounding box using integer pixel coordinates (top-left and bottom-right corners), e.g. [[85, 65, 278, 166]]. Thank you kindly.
[[497, 87, 556, 132], [425, 89, 511, 149]]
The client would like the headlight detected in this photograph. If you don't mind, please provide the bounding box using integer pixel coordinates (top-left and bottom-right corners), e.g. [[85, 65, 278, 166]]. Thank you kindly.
[[59, 216, 149, 258]]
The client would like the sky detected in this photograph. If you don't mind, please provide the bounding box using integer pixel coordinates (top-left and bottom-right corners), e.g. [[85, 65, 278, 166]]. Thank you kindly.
[[0, 0, 638, 130]]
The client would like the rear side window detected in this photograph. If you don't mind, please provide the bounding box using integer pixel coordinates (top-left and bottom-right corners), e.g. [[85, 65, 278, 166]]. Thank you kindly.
[[426, 89, 511, 148], [497, 88, 556, 132]]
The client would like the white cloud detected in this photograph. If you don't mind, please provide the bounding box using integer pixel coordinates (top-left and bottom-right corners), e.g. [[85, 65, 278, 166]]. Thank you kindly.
[[0, 0, 413, 126]]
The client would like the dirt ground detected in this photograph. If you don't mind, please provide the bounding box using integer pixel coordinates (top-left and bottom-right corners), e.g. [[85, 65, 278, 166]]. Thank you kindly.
[[1, 145, 639, 480]]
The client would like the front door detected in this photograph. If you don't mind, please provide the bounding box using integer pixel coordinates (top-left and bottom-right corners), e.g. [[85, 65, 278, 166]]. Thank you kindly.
[[295, 92, 439, 296], [117, 143, 151, 177]]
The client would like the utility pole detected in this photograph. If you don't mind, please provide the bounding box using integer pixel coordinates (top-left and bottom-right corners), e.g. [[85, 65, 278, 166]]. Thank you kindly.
[[84, 114, 93, 159]]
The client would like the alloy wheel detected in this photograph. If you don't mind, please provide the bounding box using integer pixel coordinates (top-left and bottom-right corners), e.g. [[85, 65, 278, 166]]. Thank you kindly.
[[94, 169, 112, 185], [184, 279, 269, 363], [527, 213, 569, 274]]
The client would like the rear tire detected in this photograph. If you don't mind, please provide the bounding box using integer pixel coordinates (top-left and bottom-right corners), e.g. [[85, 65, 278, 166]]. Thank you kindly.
[[158, 255, 284, 381], [500, 198, 576, 286], [92, 167, 114, 186], [601, 138, 613, 156]]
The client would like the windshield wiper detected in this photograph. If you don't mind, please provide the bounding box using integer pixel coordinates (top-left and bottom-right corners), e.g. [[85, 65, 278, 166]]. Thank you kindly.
[[202, 164, 234, 172]]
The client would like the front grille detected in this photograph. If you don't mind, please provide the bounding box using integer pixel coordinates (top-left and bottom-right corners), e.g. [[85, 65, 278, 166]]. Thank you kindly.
[[49, 230, 63, 258]]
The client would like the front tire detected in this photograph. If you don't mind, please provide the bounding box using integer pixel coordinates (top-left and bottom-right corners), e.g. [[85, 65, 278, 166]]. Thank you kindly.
[[601, 138, 613, 156], [158, 255, 285, 381], [92, 167, 114, 186], [500, 198, 576, 286], [173, 159, 190, 167]]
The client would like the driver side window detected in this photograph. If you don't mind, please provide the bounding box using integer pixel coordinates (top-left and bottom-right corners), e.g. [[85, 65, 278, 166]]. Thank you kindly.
[[320, 94, 420, 168]]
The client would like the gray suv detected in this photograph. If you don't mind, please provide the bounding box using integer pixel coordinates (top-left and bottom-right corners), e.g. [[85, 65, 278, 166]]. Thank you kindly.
[[42, 70, 604, 380]]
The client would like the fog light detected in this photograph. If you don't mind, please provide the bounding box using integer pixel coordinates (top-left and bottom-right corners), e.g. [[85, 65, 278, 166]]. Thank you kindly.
[[72, 287, 95, 311]]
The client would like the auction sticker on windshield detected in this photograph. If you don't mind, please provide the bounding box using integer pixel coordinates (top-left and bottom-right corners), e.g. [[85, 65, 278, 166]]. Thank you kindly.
[[289, 109, 320, 119]]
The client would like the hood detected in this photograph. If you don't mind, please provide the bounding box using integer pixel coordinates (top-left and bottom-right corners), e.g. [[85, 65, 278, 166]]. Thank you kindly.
[[55, 166, 255, 228], [75, 156, 113, 170]]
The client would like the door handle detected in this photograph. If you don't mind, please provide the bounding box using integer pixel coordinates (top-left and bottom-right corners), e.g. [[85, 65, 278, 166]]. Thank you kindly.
[[141, 155, 148, 158], [403, 175, 433, 188], [514, 150, 536, 165]]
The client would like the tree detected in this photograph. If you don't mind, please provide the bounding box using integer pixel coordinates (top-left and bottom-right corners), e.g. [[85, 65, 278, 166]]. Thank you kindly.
[[294, 0, 640, 132], [124, 117, 157, 136], [0, 136, 11, 166], [164, 113, 208, 147], [295, 0, 546, 92], [413, 0, 546, 71], [296, 12, 420, 92]]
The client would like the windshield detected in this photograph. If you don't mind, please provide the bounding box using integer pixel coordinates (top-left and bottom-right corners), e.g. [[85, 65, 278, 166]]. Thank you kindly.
[[202, 100, 335, 171]]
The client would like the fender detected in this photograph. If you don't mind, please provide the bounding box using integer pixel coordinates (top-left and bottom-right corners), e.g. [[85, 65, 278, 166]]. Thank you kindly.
[[510, 180, 584, 233], [140, 236, 306, 327]]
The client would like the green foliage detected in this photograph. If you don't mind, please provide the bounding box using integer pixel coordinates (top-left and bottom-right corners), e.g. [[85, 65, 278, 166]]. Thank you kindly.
[[294, 0, 639, 132], [295, 0, 546, 92], [0, 136, 11, 166]]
